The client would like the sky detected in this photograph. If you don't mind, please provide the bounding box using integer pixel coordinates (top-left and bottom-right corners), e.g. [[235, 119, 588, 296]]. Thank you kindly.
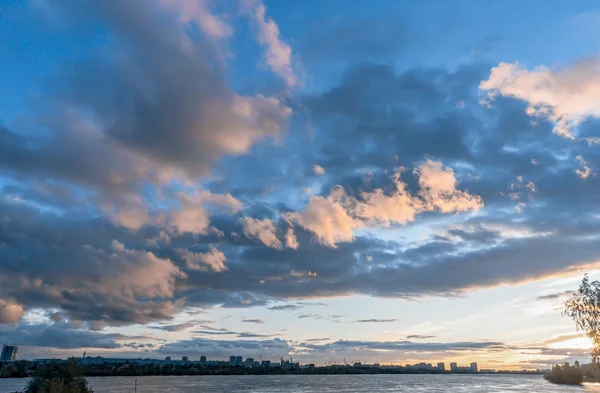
[[2, 0, 600, 370]]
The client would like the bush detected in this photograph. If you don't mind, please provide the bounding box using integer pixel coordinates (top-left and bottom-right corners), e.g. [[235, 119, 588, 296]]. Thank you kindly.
[[25, 360, 93, 393]]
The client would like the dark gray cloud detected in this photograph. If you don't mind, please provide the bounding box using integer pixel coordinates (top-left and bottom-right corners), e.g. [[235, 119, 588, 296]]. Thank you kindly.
[[267, 305, 302, 311], [156, 337, 509, 364], [124, 342, 155, 349], [193, 325, 278, 339], [297, 314, 319, 319], [0, 324, 127, 349], [537, 290, 576, 301], [49, 312, 64, 323], [304, 338, 331, 342], [0, 203, 186, 326], [302, 340, 506, 353], [150, 322, 196, 332], [158, 337, 292, 359], [241, 319, 265, 324], [22, 1, 289, 180], [355, 319, 398, 323], [406, 335, 436, 340]]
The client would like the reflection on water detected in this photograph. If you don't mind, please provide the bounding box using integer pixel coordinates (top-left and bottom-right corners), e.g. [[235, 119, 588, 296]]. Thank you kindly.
[[2, 374, 600, 393]]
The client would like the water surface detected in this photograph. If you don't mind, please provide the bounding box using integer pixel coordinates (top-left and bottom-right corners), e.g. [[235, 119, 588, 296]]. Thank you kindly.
[[2, 374, 599, 392]]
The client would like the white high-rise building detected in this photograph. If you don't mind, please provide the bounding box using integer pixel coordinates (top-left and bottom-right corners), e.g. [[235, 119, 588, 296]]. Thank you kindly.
[[0, 345, 18, 361]]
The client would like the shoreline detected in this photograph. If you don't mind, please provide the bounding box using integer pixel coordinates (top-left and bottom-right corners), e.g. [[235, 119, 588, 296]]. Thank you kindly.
[[0, 371, 545, 379]]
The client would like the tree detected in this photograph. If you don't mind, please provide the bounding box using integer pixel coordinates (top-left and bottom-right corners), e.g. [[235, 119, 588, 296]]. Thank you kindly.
[[25, 360, 93, 393], [544, 363, 583, 385], [564, 274, 600, 362]]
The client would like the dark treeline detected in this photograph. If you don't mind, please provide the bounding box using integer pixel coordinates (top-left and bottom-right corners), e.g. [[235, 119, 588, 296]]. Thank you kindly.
[[1, 360, 543, 379]]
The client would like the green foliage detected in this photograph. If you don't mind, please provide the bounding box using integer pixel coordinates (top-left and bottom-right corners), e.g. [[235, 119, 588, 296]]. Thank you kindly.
[[564, 274, 600, 362], [25, 360, 93, 393], [0, 361, 28, 378], [544, 363, 583, 385]]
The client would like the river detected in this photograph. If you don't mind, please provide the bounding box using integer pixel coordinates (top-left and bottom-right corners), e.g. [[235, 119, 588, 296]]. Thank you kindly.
[[1, 374, 600, 392]]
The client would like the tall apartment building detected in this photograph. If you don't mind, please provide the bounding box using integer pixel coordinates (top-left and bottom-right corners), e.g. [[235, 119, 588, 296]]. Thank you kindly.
[[0, 345, 18, 361]]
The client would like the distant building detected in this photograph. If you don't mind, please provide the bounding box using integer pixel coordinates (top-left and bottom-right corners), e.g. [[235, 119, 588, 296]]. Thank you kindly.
[[1, 346, 18, 361], [437, 362, 445, 371], [200, 356, 207, 365], [261, 360, 271, 368], [450, 362, 457, 372], [236, 356, 243, 367], [281, 360, 299, 370], [244, 358, 254, 368], [182, 356, 188, 362], [470, 362, 478, 373]]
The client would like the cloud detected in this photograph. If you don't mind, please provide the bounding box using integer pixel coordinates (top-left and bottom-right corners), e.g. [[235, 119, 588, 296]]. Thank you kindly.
[[267, 304, 301, 311], [0, 300, 25, 324], [158, 337, 291, 358], [0, 323, 127, 349], [0, 221, 186, 325], [542, 333, 586, 345], [313, 165, 325, 175], [480, 58, 600, 139], [151, 322, 196, 332], [414, 160, 484, 213], [284, 227, 299, 250], [193, 325, 277, 339], [355, 319, 398, 323], [179, 245, 228, 272], [160, 0, 233, 40], [575, 155, 593, 179], [242, 0, 296, 87], [537, 290, 576, 301], [406, 335, 436, 340], [297, 314, 320, 319], [166, 191, 242, 236], [0, 0, 290, 238], [59, 0, 291, 178], [241, 319, 265, 324], [6, 2, 600, 351], [286, 161, 482, 247], [48, 312, 64, 323], [285, 195, 358, 248], [243, 217, 283, 250], [302, 339, 506, 353]]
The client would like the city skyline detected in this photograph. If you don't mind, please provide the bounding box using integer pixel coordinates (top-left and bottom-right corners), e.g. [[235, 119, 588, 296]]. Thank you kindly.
[[2, 0, 600, 371], [13, 354, 490, 374]]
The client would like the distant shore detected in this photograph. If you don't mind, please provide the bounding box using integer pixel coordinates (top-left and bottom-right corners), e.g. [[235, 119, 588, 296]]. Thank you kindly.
[[0, 360, 546, 379]]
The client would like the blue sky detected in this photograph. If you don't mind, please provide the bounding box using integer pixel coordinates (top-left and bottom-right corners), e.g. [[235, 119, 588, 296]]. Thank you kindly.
[[2, 0, 600, 369]]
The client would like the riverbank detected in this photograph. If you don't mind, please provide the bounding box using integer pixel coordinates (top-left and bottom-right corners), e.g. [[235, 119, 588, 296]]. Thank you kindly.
[[0, 360, 545, 378]]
